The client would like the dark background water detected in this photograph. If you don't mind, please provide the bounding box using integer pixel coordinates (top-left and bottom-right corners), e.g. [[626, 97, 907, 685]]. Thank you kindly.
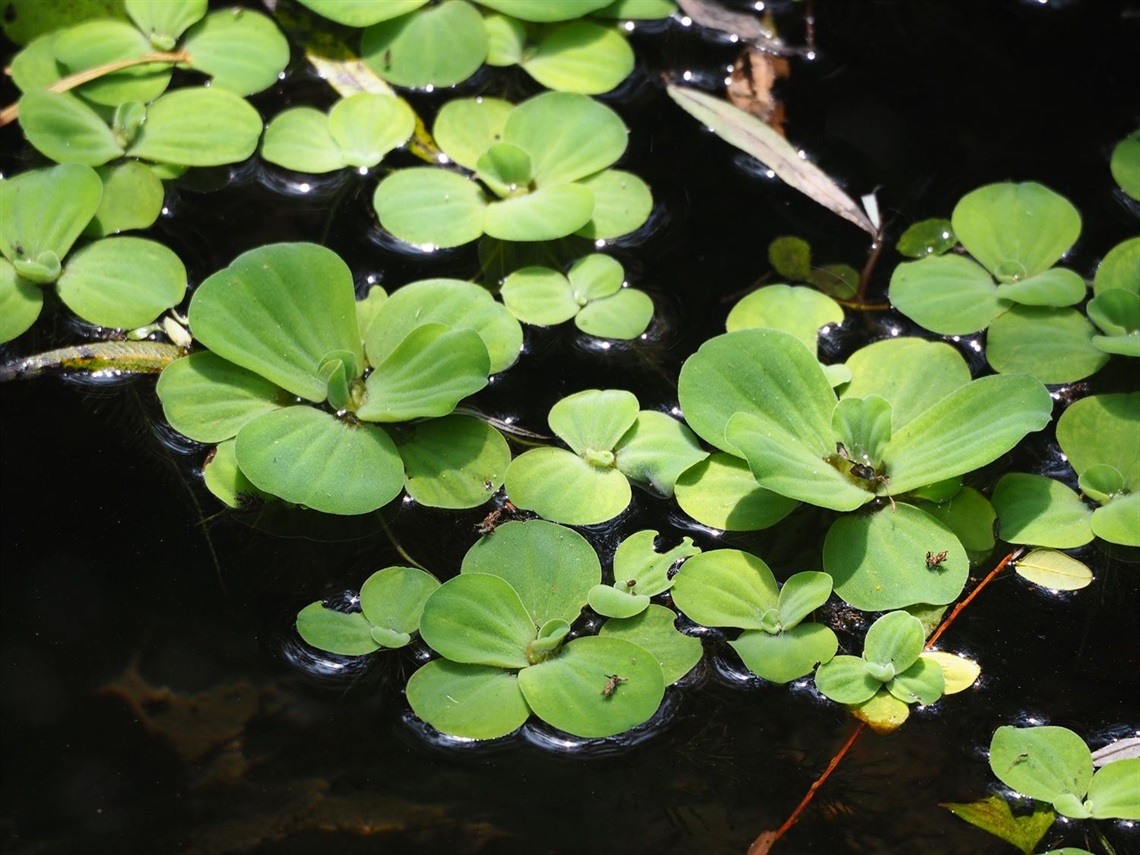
[[3, 1, 1139, 853]]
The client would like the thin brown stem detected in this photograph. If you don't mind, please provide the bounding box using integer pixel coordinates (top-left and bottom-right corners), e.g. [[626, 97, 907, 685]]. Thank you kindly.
[[926, 547, 1024, 649], [0, 50, 190, 127]]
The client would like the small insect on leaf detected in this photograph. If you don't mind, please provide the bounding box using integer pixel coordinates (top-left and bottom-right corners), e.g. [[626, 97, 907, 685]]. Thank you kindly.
[[1005, 752, 1030, 772], [926, 550, 948, 570], [601, 674, 627, 698]]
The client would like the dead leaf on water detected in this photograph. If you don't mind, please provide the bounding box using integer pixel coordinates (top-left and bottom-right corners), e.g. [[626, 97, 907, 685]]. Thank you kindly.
[[666, 84, 878, 237]]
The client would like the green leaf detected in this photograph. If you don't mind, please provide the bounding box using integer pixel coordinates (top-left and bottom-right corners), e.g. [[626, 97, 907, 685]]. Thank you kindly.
[[477, 142, 534, 199], [670, 549, 779, 630], [0, 163, 102, 265], [613, 410, 707, 496], [919, 485, 996, 555], [359, 566, 440, 641], [568, 253, 623, 301], [951, 182, 1081, 279], [504, 91, 628, 186], [990, 725, 1093, 807], [519, 20, 634, 94], [895, 219, 956, 258], [593, 0, 678, 17], [588, 584, 651, 619], [1014, 549, 1093, 592], [841, 338, 972, 431], [1093, 236, 1140, 296], [373, 167, 488, 249], [406, 660, 530, 740], [730, 623, 838, 684], [726, 284, 844, 355], [501, 265, 579, 325], [419, 573, 535, 669], [395, 415, 510, 509], [574, 169, 654, 240], [180, 9, 290, 96], [0, 261, 43, 343], [234, 407, 404, 515], [189, 243, 363, 402], [941, 794, 1055, 855], [297, 0, 428, 27], [678, 328, 838, 459], [575, 287, 654, 339], [992, 473, 1094, 548], [478, 0, 613, 21], [86, 162, 164, 236], [1086, 757, 1140, 819], [56, 236, 186, 329], [262, 107, 345, 173], [599, 605, 703, 685], [52, 19, 170, 105], [295, 602, 379, 656], [886, 655, 944, 705], [994, 266, 1087, 307], [1078, 463, 1125, 503], [358, 324, 489, 422], [889, 254, 1008, 335], [125, 0, 206, 47], [832, 395, 892, 466], [328, 93, 416, 169], [986, 305, 1109, 383], [365, 277, 522, 375], [483, 183, 595, 242], [461, 519, 600, 627], [1057, 392, 1140, 488], [674, 453, 799, 531], [4, 0, 130, 47], [1088, 288, 1140, 349], [156, 352, 287, 443], [824, 503, 968, 610], [127, 87, 263, 167], [18, 90, 124, 166], [611, 529, 701, 597], [776, 571, 833, 629], [882, 374, 1052, 495], [361, 0, 487, 88], [550, 388, 639, 455], [505, 446, 631, 525], [432, 96, 513, 171], [518, 635, 664, 738], [768, 236, 812, 280], [726, 410, 871, 511], [813, 655, 880, 705], [863, 610, 925, 673], [1110, 130, 1140, 200], [1092, 492, 1140, 546], [201, 439, 265, 509], [484, 12, 526, 65]]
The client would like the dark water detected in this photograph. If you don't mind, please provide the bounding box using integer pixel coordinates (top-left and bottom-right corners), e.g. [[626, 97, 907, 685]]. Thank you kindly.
[[3, 1, 1139, 853]]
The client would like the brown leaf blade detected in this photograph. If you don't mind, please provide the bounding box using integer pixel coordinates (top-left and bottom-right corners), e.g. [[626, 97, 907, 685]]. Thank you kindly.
[[666, 84, 877, 236]]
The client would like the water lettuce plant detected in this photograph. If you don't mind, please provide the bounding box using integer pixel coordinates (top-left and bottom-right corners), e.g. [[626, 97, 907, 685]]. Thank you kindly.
[[297, 566, 440, 654], [503, 388, 707, 525], [373, 91, 652, 247], [889, 182, 1109, 383], [990, 726, 1140, 821], [296, 0, 665, 93], [501, 253, 654, 340], [677, 328, 1053, 609], [156, 242, 521, 514], [671, 549, 837, 684], [586, 528, 701, 619], [10, 0, 289, 103], [406, 520, 665, 739], [993, 392, 1140, 547], [261, 93, 416, 174], [0, 162, 186, 343]]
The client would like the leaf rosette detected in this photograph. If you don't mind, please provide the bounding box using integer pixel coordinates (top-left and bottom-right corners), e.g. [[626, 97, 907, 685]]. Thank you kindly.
[[157, 242, 520, 514], [374, 92, 652, 248]]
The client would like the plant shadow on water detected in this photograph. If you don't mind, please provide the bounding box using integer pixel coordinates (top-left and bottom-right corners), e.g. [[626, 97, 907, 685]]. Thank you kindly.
[[2, 1, 1139, 854]]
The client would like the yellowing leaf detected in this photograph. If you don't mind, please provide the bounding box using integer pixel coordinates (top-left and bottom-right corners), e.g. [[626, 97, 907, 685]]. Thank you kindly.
[[922, 650, 981, 695], [1014, 548, 1093, 591]]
